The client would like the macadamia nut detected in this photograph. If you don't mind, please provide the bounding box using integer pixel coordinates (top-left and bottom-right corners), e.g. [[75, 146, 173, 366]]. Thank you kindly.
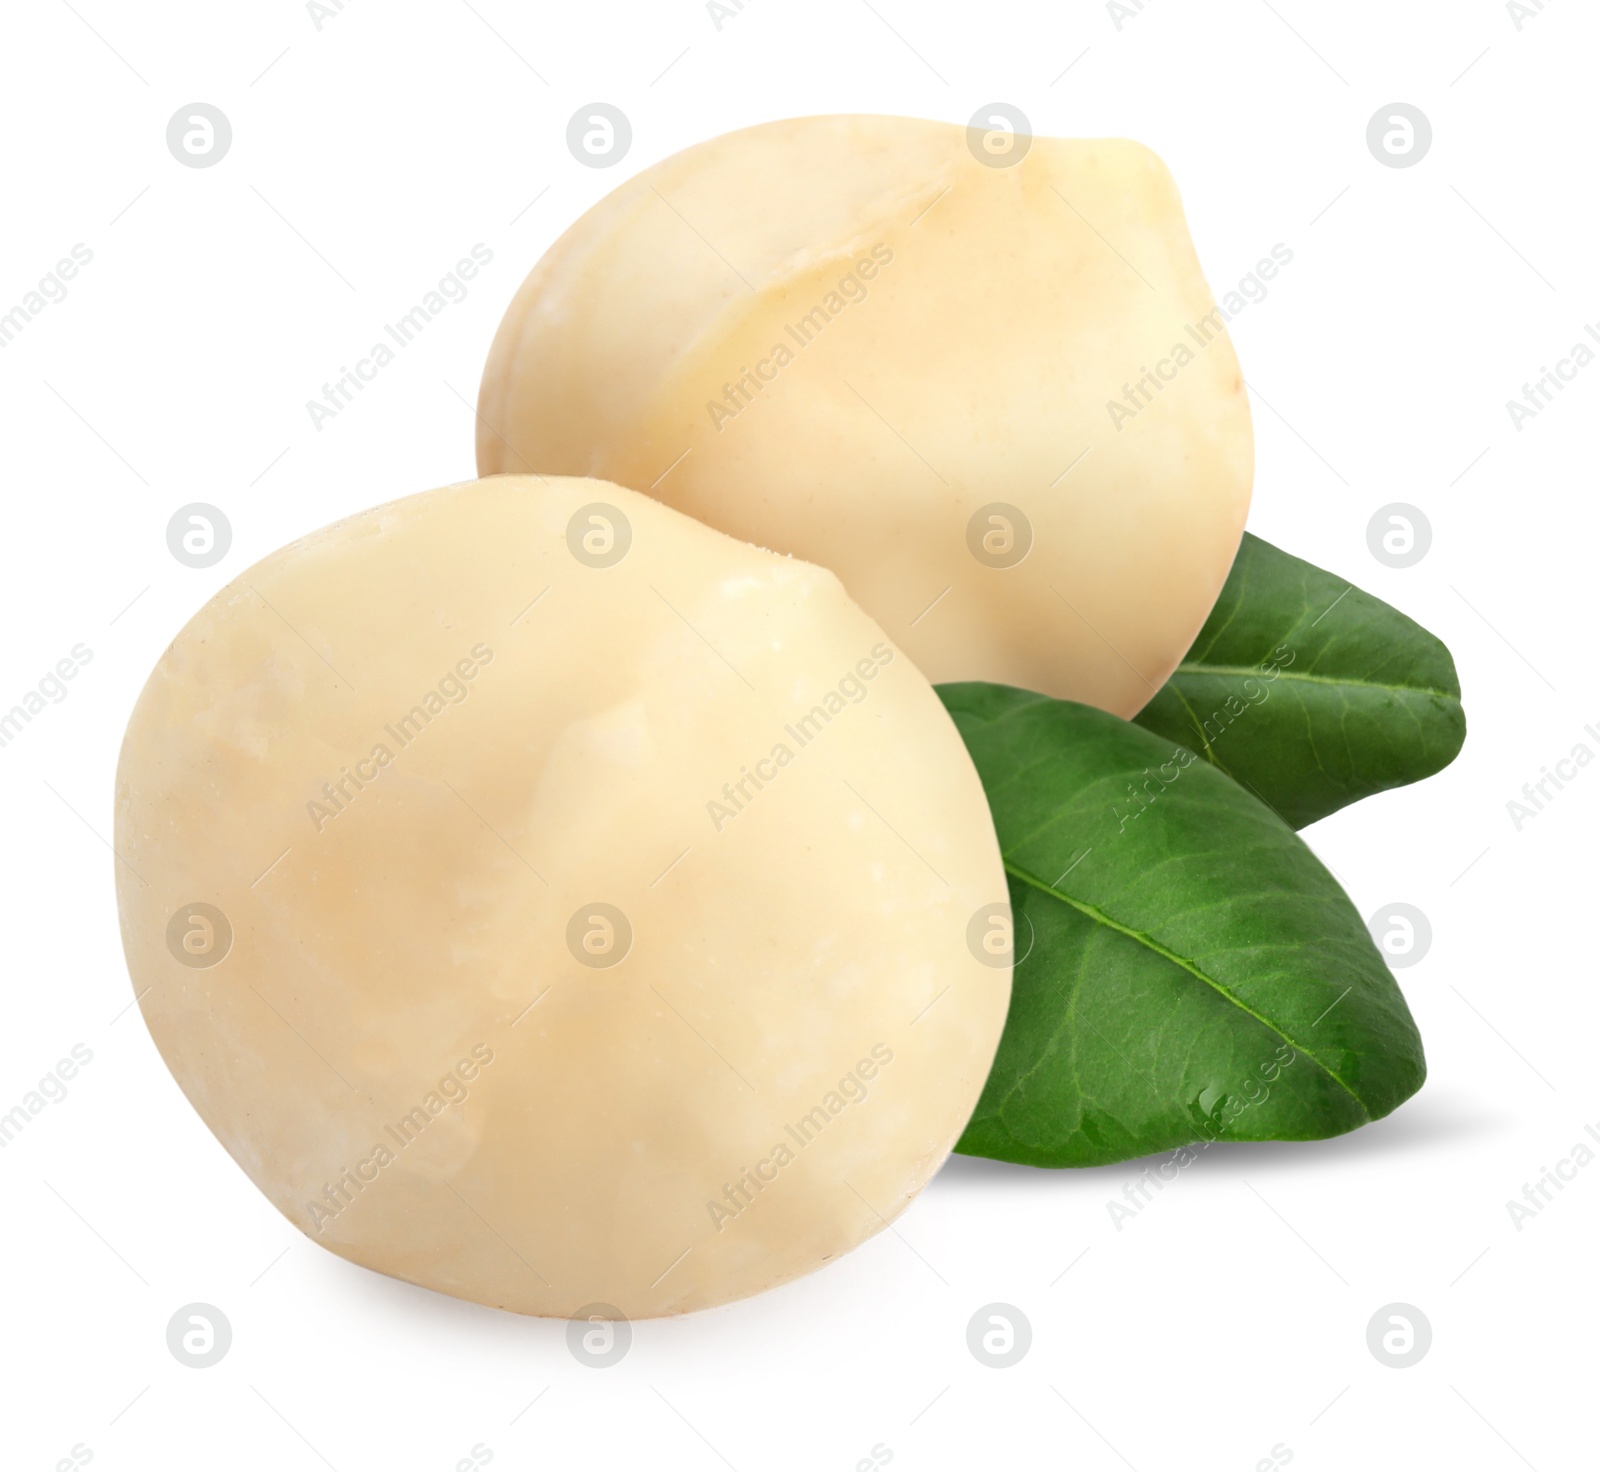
[[115, 476, 1009, 1317], [478, 115, 1254, 717]]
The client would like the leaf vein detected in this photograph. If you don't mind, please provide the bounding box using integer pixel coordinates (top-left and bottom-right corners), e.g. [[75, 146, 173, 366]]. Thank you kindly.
[[1003, 861, 1373, 1121]]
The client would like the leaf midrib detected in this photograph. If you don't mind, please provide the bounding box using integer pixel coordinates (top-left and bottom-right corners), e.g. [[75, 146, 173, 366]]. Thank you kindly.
[[1004, 860, 1372, 1121], [1172, 661, 1458, 702]]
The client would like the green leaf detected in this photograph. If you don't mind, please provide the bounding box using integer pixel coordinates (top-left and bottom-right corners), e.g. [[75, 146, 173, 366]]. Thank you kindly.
[[1132, 533, 1466, 829], [939, 683, 1426, 1168]]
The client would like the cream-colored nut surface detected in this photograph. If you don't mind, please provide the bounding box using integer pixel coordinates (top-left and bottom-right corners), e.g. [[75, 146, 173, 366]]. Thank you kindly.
[[478, 115, 1254, 718], [115, 475, 1009, 1318]]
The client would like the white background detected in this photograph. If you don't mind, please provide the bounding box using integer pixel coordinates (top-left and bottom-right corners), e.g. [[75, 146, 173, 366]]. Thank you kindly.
[[2, 1, 1596, 1468]]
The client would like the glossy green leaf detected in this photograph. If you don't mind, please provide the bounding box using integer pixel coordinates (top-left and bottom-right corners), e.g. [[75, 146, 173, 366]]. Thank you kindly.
[[940, 684, 1426, 1168], [1133, 533, 1465, 829]]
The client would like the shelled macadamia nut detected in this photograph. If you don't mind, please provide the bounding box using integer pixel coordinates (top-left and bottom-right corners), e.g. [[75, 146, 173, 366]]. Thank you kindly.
[[478, 115, 1253, 717], [116, 476, 1010, 1318]]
